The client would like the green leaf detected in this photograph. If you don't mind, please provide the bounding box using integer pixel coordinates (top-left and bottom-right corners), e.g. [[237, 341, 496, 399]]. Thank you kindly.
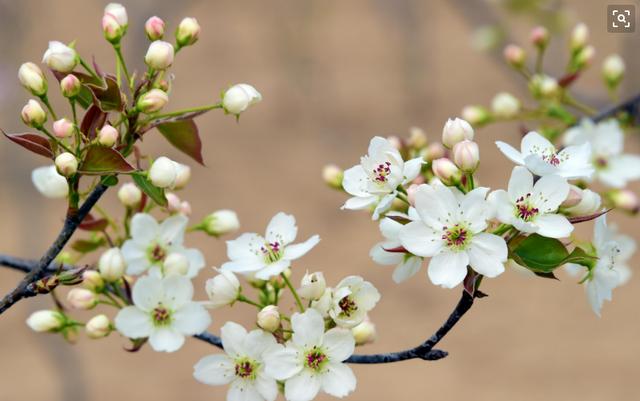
[[132, 172, 167, 207], [78, 146, 136, 175], [100, 175, 119, 186], [563, 247, 597, 269], [156, 119, 204, 165], [71, 237, 105, 253], [509, 234, 569, 272]]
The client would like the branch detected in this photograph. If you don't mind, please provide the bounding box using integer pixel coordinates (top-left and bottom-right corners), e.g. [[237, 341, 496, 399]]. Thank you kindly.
[[0, 254, 72, 274], [0, 184, 108, 314], [593, 93, 640, 123]]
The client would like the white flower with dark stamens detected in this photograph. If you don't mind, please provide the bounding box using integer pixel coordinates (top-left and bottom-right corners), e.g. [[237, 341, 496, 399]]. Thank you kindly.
[[342, 136, 423, 220], [114, 275, 210, 352], [121, 213, 205, 278], [563, 119, 640, 188], [496, 131, 594, 179], [370, 209, 423, 283], [220, 212, 319, 280], [263, 309, 357, 401], [329, 276, 380, 328], [488, 166, 573, 238], [399, 183, 508, 288], [194, 322, 285, 401]]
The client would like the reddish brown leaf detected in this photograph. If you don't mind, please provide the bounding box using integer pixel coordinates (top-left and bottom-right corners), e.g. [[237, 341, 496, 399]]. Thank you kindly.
[[80, 105, 107, 140], [79, 214, 109, 231], [2, 130, 53, 159], [568, 209, 611, 224], [78, 145, 136, 175], [155, 119, 204, 165], [86, 75, 124, 112], [382, 245, 408, 253]]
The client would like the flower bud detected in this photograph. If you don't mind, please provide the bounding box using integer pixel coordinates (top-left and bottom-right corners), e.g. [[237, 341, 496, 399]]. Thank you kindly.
[[21, 99, 47, 128], [529, 74, 559, 99], [461, 105, 490, 126], [137, 88, 169, 113], [32, 165, 68, 199], [422, 142, 445, 162], [85, 314, 112, 339], [98, 247, 125, 282], [408, 126, 427, 149], [179, 201, 192, 216], [205, 270, 240, 308], [163, 252, 190, 276], [432, 158, 461, 185], [386, 136, 402, 150], [322, 164, 343, 189], [145, 16, 165, 40], [82, 270, 104, 292], [352, 317, 376, 345], [98, 124, 119, 147], [561, 185, 583, 208], [442, 118, 474, 149], [53, 118, 75, 138], [574, 45, 595, 70], [607, 189, 639, 214], [257, 305, 280, 332], [563, 188, 601, 216], [67, 288, 98, 310], [18, 62, 47, 96], [117, 182, 142, 207], [603, 54, 625, 88], [102, 3, 127, 43], [60, 74, 81, 98], [202, 209, 240, 236], [222, 84, 262, 115], [173, 163, 191, 189], [297, 272, 326, 300], [175, 17, 200, 48], [452, 140, 480, 173], [530, 26, 549, 49], [166, 192, 182, 213], [491, 92, 520, 118], [570, 23, 588, 51], [42, 41, 78, 73], [149, 156, 178, 188], [104, 3, 128, 27], [503, 44, 525, 68], [144, 40, 174, 70], [55, 152, 78, 177], [407, 183, 419, 205], [26, 310, 65, 332]]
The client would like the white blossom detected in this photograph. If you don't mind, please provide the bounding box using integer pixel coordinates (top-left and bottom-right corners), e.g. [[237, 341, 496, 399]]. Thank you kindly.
[[329, 276, 380, 328], [42, 41, 77, 73], [32, 165, 68, 199], [205, 269, 240, 308]]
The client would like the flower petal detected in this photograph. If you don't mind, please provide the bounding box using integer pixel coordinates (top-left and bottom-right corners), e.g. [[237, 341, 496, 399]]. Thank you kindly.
[[193, 354, 235, 386], [507, 166, 534, 201], [149, 328, 185, 352], [228, 377, 263, 401], [399, 221, 443, 257], [342, 195, 378, 210], [243, 329, 278, 360], [323, 328, 355, 361], [532, 174, 569, 213], [158, 214, 188, 246], [427, 250, 469, 288], [172, 303, 211, 335], [114, 306, 153, 339], [263, 344, 302, 381], [227, 233, 265, 261], [321, 363, 357, 399], [284, 235, 320, 261], [130, 213, 159, 243], [521, 131, 553, 157], [392, 256, 422, 283], [254, 259, 291, 280], [221, 321, 248, 358], [162, 275, 194, 309], [468, 233, 507, 278], [369, 242, 403, 266], [535, 214, 574, 238], [132, 275, 164, 311], [265, 212, 297, 245], [182, 247, 205, 278], [403, 157, 424, 183], [284, 370, 321, 401], [342, 165, 370, 197], [121, 240, 151, 275], [255, 373, 279, 401], [291, 309, 324, 348], [495, 141, 524, 165]]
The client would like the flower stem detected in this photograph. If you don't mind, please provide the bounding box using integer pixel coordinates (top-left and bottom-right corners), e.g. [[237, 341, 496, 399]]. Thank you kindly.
[[281, 273, 305, 312], [113, 44, 131, 90], [40, 127, 75, 154], [40, 95, 58, 121], [237, 294, 262, 309], [79, 57, 101, 81], [146, 103, 222, 121]]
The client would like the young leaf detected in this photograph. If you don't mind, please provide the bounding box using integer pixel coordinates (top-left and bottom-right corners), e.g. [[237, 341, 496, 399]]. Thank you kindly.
[[509, 234, 569, 272], [156, 119, 204, 165], [87, 75, 124, 112], [131, 172, 167, 206], [80, 105, 107, 140], [71, 237, 106, 253], [79, 214, 109, 232], [78, 145, 136, 175], [2, 130, 53, 159], [563, 247, 597, 269]]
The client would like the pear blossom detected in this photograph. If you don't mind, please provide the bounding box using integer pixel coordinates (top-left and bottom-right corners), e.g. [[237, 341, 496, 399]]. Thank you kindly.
[[114, 275, 210, 352], [205, 269, 240, 308], [330, 276, 381, 328], [220, 212, 320, 280], [496, 131, 594, 179], [370, 209, 423, 283], [42, 41, 78, 73], [32, 165, 68, 199], [121, 213, 205, 278], [563, 119, 640, 188], [399, 183, 508, 288], [194, 322, 285, 401], [263, 309, 357, 401], [488, 166, 573, 238], [342, 136, 423, 219]]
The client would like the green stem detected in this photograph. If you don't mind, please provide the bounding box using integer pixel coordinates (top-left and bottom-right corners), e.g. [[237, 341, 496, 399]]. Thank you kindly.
[[113, 45, 131, 90], [281, 273, 305, 312], [396, 192, 411, 205], [145, 103, 222, 122], [40, 95, 58, 121], [40, 127, 75, 154], [79, 57, 101, 81], [237, 294, 262, 309], [563, 94, 597, 116]]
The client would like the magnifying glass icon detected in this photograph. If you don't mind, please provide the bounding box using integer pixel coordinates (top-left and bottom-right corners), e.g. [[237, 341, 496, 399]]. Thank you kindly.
[[618, 13, 628, 24]]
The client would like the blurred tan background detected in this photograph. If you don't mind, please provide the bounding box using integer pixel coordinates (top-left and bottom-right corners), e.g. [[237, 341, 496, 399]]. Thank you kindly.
[[0, 0, 639, 400]]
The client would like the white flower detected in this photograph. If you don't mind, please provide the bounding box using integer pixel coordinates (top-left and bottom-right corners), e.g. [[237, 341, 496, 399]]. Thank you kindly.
[[330, 276, 380, 328], [263, 309, 357, 401], [297, 272, 326, 300], [203, 209, 240, 236], [399, 184, 508, 288], [121, 213, 205, 278], [370, 210, 423, 283], [114, 275, 210, 352], [342, 136, 423, 219], [562, 187, 602, 216], [32, 165, 68, 199], [221, 212, 320, 280], [310, 288, 333, 318], [496, 131, 594, 179], [488, 166, 573, 238], [563, 119, 640, 188], [205, 269, 240, 308], [222, 84, 262, 115], [194, 322, 284, 401], [42, 41, 77, 73], [149, 156, 179, 188]]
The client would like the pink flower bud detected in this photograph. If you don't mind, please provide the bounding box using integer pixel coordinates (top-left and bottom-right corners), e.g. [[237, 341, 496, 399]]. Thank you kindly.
[[503, 44, 525, 68], [257, 305, 280, 332], [179, 201, 192, 216], [165, 192, 182, 213], [407, 184, 419, 205], [55, 152, 78, 177], [176, 17, 200, 47], [102, 13, 125, 43], [117, 182, 142, 207], [563, 188, 601, 216], [561, 185, 583, 208], [408, 126, 427, 149], [608, 189, 639, 214], [144, 40, 174, 70], [42, 41, 78, 73], [53, 118, 74, 138], [422, 142, 445, 162], [137, 88, 169, 113], [322, 164, 343, 189], [145, 16, 165, 40], [104, 3, 128, 26], [21, 99, 47, 128], [442, 117, 474, 148], [18, 62, 47, 96], [60, 74, 81, 98], [67, 288, 98, 310], [386, 135, 402, 150], [432, 158, 461, 185], [530, 26, 549, 48], [461, 105, 490, 126], [85, 314, 111, 339], [98, 124, 118, 147], [452, 140, 480, 172], [570, 23, 588, 51]]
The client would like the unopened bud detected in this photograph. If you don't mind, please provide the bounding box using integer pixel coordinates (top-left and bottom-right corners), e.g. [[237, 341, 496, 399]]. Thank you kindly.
[[297, 271, 326, 300], [503, 44, 525, 68], [163, 252, 190, 276], [452, 140, 480, 173], [53, 118, 75, 138], [202, 209, 240, 236], [530, 26, 549, 49], [42, 41, 78, 73], [461, 105, 490, 126], [82, 270, 104, 292], [422, 142, 445, 162], [149, 156, 178, 188], [603, 54, 625, 88], [563, 188, 601, 216], [222, 84, 262, 115], [352, 318, 376, 345], [98, 124, 118, 147], [137, 88, 169, 113], [21, 99, 47, 128], [408, 126, 427, 149], [179, 201, 192, 216], [98, 247, 125, 282], [491, 92, 520, 118], [144, 40, 174, 70], [145, 16, 165, 40], [561, 185, 583, 208], [26, 310, 65, 332], [67, 288, 98, 310], [60, 74, 81, 98], [86, 314, 112, 339], [322, 164, 343, 189], [529, 74, 559, 99], [386, 135, 402, 150], [407, 184, 419, 205], [607, 189, 639, 214], [117, 182, 142, 207], [102, 12, 125, 43], [205, 270, 240, 308], [166, 192, 182, 213], [18, 62, 47, 96], [173, 163, 191, 189], [257, 305, 280, 332], [55, 152, 78, 177], [176, 17, 200, 48], [442, 118, 474, 148], [574, 45, 595, 70], [104, 3, 128, 27], [570, 23, 588, 51], [432, 158, 461, 185]]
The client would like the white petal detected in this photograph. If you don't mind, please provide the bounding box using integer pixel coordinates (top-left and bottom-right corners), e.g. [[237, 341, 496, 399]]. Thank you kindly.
[[609, 155, 640, 183], [265, 212, 297, 245], [427, 251, 469, 288], [342, 195, 377, 210], [114, 306, 153, 339], [399, 221, 442, 257], [221, 260, 266, 274], [243, 329, 278, 360], [172, 303, 211, 335], [521, 131, 554, 157], [392, 256, 422, 283], [379, 217, 403, 240], [254, 259, 291, 280], [524, 154, 558, 177], [321, 363, 357, 398], [532, 174, 569, 213], [323, 328, 355, 361], [255, 373, 279, 401], [291, 309, 324, 348], [284, 370, 321, 401], [372, 193, 396, 220], [228, 378, 263, 401], [193, 354, 235, 386], [158, 214, 188, 246], [402, 157, 424, 183], [558, 142, 594, 179], [149, 328, 185, 352], [121, 240, 151, 275], [495, 141, 525, 165], [182, 248, 205, 278], [461, 187, 490, 231], [507, 166, 534, 201], [284, 235, 320, 260], [162, 275, 194, 309], [414, 184, 457, 228], [130, 213, 159, 243], [487, 190, 515, 225], [221, 321, 248, 358], [342, 165, 370, 197], [369, 242, 403, 265], [263, 345, 302, 381], [535, 214, 574, 238], [132, 275, 164, 311], [227, 233, 265, 261], [467, 233, 507, 278]]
